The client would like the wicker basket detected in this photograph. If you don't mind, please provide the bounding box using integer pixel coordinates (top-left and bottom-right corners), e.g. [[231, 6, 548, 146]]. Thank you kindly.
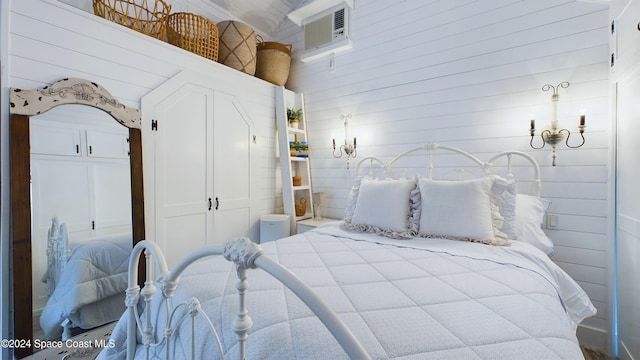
[[93, 0, 171, 40], [217, 21, 257, 75], [255, 39, 292, 86], [295, 198, 307, 217], [167, 13, 219, 61]]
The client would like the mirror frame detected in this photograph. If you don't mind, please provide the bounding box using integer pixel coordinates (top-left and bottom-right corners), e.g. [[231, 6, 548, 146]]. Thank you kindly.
[[9, 78, 145, 358]]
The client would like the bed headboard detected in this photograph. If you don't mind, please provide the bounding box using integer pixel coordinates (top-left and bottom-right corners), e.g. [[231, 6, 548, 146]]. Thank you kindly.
[[355, 143, 541, 196]]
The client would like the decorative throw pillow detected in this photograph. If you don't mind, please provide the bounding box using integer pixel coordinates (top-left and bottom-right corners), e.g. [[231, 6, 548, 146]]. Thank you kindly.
[[492, 176, 518, 240], [515, 194, 554, 255], [342, 178, 419, 239], [417, 177, 509, 246]]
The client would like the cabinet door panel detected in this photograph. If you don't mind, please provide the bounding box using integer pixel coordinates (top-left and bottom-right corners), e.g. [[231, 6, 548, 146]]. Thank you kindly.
[[215, 207, 251, 246], [31, 123, 81, 156], [93, 162, 132, 235], [616, 63, 640, 358], [30, 160, 92, 311], [162, 214, 209, 269], [213, 93, 253, 244], [153, 83, 214, 264], [30, 160, 94, 236], [86, 129, 130, 159]]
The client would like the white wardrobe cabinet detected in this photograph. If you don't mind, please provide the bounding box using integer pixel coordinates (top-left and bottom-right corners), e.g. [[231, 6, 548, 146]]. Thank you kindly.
[[29, 115, 132, 238], [142, 71, 255, 268], [610, 0, 640, 357], [29, 113, 132, 312], [31, 122, 130, 159]]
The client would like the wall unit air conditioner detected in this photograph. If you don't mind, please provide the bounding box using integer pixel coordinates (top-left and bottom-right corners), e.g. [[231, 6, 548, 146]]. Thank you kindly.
[[288, 0, 353, 62], [304, 7, 349, 52]]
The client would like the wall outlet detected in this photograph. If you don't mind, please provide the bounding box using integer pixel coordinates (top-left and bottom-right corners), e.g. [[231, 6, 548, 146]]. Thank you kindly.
[[546, 213, 559, 229]]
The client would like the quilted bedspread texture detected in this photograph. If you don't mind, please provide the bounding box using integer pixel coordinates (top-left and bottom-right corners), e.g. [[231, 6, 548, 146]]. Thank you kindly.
[[101, 226, 595, 359]]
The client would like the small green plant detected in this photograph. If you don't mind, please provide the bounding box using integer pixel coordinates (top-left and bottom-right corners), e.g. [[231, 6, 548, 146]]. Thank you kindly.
[[287, 107, 303, 121]]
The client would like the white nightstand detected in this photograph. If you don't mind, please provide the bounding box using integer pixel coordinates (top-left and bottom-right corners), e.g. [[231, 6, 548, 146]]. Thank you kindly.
[[296, 218, 339, 233]]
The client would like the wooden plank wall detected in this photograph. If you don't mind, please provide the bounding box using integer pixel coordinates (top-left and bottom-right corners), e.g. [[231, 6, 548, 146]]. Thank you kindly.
[[276, 0, 611, 349]]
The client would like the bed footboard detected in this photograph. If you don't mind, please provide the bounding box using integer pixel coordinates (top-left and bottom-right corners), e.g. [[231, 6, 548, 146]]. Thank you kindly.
[[125, 238, 370, 360]]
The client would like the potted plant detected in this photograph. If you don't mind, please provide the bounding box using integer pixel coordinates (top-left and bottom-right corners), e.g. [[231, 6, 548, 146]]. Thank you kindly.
[[287, 107, 303, 128]]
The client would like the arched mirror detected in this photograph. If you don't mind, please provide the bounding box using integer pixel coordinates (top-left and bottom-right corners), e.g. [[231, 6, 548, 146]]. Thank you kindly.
[[9, 78, 145, 358]]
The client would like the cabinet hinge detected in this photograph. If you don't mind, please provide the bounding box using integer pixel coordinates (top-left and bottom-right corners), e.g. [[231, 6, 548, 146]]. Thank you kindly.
[[151, 119, 158, 131], [611, 53, 615, 67]]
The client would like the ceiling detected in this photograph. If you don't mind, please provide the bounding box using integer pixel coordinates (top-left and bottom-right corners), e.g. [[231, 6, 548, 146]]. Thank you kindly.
[[199, 0, 611, 37], [206, 0, 304, 37], [66, 0, 610, 38]]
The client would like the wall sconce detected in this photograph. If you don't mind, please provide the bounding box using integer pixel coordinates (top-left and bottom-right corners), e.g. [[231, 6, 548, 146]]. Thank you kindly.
[[529, 81, 586, 166], [332, 114, 357, 168]]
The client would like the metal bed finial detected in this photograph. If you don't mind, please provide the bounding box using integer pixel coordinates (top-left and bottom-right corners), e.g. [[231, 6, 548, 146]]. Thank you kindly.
[[126, 239, 371, 360]]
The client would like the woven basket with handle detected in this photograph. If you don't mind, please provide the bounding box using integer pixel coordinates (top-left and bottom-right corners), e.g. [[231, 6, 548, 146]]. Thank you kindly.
[[93, 0, 171, 40]]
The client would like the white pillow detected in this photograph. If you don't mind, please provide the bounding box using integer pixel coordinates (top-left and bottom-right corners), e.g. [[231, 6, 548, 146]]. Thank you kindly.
[[342, 178, 419, 239], [515, 194, 554, 255], [493, 177, 518, 240], [417, 177, 509, 246]]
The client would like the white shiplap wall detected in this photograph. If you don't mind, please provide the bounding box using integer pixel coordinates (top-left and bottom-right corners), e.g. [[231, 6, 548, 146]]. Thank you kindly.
[[5, 0, 283, 234], [0, 1, 283, 348], [277, 0, 611, 349]]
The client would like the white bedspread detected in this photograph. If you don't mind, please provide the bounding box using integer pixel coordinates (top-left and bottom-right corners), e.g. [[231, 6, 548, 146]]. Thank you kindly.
[[101, 224, 596, 359], [40, 233, 131, 339]]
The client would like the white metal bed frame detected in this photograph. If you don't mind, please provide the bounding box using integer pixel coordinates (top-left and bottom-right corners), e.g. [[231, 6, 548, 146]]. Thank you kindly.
[[125, 238, 370, 360], [123, 143, 543, 360], [43, 217, 71, 298], [42, 217, 79, 339], [356, 143, 541, 196]]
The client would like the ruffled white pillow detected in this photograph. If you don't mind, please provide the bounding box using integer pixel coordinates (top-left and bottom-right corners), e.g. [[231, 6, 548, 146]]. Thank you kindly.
[[342, 178, 419, 239], [417, 177, 509, 246], [493, 176, 518, 240]]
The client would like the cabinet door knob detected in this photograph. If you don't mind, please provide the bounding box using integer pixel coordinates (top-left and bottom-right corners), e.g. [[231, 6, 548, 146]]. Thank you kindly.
[[215, 197, 219, 210], [208, 197, 212, 211]]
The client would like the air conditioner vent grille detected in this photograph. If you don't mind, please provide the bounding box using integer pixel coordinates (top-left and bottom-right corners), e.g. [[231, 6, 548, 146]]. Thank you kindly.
[[334, 8, 345, 31]]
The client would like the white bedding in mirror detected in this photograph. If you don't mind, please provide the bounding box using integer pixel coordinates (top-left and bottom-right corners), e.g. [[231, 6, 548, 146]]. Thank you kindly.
[[40, 233, 131, 340]]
